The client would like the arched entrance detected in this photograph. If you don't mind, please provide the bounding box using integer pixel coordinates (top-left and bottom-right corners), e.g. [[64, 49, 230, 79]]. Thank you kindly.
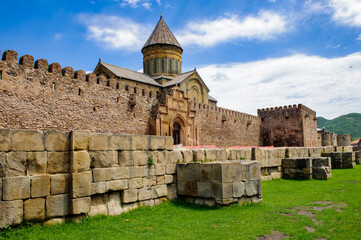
[[173, 122, 181, 145], [171, 116, 186, 145]]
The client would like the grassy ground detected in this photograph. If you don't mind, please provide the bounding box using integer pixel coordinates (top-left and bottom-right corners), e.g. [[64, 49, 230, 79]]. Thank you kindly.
[[1, 166, 361, 240]]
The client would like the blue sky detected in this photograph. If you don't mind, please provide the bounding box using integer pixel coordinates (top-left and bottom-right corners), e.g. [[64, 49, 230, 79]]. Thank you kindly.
[[1, 0, 361, 119]]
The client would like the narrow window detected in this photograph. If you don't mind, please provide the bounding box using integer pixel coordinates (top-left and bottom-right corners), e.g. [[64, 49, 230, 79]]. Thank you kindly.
[[78, 88, 81, 96], [116, 82, 119, 89], [142, 89, 145, 96], [134, 87, 137, 94], [0, 70, 2, 79], [149, 91, 152, 97], [96, 78, 100, 84], [125, 85, 129, 91], [193, 97, 196, 102], [52, 83, 56, 90], [106, 80, 110, 87]]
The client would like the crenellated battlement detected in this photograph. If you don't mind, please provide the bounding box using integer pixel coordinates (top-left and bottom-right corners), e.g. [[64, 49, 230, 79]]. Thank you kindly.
[[257, 104, 301, 114]]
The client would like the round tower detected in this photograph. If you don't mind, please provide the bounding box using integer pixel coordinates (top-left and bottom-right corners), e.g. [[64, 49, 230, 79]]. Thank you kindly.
[[142, 16, 183, 77]]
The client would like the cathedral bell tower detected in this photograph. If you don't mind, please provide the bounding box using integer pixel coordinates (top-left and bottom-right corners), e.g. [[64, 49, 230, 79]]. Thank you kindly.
[[142, 16, 183, 80]]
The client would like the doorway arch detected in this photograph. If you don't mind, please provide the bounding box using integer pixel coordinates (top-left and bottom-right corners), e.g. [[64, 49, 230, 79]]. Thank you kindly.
[[171, 116, 186, 145]]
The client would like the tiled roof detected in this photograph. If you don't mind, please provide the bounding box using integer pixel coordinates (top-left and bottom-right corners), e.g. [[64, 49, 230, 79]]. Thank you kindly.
[[163, 70, 195, 87], [100, 62, 162, 87], [208, 95, 218, 102], [142, 16, 182, 50]]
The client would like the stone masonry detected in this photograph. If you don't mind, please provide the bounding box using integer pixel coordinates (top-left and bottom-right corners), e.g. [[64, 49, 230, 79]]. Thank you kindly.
[[282, 157, 331, 180]]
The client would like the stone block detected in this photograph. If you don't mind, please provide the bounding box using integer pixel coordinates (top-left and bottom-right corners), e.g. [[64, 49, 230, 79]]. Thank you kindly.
[[185, 163, 201, 181], [155, 164, 165, 176], [89, 133, 109, 151], [197, 182, 211, 198], [91, 182, 108, 195], [249, 161, 261, 180], [0, 200, 23, 228], [5, 151, 27, 177], [109, 135, 131, 150], [181, 150, 193, 163], [27, 152, 47, 176], [71, 172, 92, 198], [0, 129, 11, 151], [193, 149, 205, 162], [170, 150, 183, 164], [24, 198, 45, 221], [45, 131, 70, 151], [132, 151, 149, 166], [165, 136, 173, 150], [0, 152, 4, 178], [122, 189, 138, 203], [153, 184, 167, 198], [167, 183, 177, 200], [149, 136, 166, 150], [177, 181, 186, 195], [205, 149, 218, 161], [141, 199, 155, 207], [233, 182, 245, 198], [46, 194, 70, 217], [211, 183, 232, 199], [71, 197, 91, 214], [165, 164, 176, 174], [70, 131, 90, 150], [108, 179, 128, 191], [119, 151, 132, 167], [220, 149, 228, 160], [244, 181, 258, 196], [129, 178, 143, 189], [31, 175, 50, 198], [51, 174, 70, 195], [43, 218, 65, 226], [200, 164, 213, 181], [164, 174, 174, 184], [138, 187, 153, 201], [89, 151, 118, 168], [156, 175, 165, 184], [71, 150, 90, 172], [129, 166, 147, 178], [89, 195, 107, 217], [47, 152, 70, 174], [185, 181, 198, 196], [12, 129, 44, 151], [112, 167, 129, 180], [93, 168, 112, 182], [131, 135, 149, 150], [213, 163, 222, 183], [3, 176, 30, 200]]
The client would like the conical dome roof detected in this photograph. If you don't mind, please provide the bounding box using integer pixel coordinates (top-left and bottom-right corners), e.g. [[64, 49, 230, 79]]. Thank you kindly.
[[142, 16, 182, 51]]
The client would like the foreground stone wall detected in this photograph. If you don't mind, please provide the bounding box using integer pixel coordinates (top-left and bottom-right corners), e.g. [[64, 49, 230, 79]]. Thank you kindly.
[[282, 157, 331, 180], [321, 152, 356, 169]]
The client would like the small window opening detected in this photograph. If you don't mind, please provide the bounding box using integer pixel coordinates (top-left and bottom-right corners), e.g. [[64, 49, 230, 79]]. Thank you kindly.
[[134, 87, 137, 94], [52, 83, 56, 90], [142, 89, 145, 96], [125, 85, 129, 91], [106, 80, 110, 87], [149, 91, 152, 97], [97, 78, 100, 84], [0, 70, 2, 79], [78, 88, 81, 96], [156, 91, 160, 97], [116, 83, 119, 89]]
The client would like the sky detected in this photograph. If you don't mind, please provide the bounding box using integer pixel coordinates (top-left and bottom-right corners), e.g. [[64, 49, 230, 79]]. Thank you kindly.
[[1, 0, 361, 119]]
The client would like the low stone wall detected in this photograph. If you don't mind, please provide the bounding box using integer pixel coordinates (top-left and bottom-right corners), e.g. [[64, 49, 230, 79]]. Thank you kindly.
[[282, 157, 331, 180], [177, 161, 262, 206], [321, 152, 356, 169], [356, 151, 361, 164]]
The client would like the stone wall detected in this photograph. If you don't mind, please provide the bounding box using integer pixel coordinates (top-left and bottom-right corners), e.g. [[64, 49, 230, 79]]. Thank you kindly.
[[321, 152, 356, 169], [282, 157, 331, 180]]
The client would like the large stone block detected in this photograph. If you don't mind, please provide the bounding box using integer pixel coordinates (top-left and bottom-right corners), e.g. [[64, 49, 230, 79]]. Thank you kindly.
[[138, 187, 153, 201], [47, 152, 70, 174], [167, 183, 177, 200], [71, 172, 92, 198], [181, 150, 193, 163], [27, 152, 47, 176], [0, 129, 11, 151], [131, 135, 149, 150], [129, 177, 143, 189], [170, 150, 183, 164], [108, 179, 128, 191], [193, 149, 205, 162], [45, 131, 70, 151], [89, 133, 109, 151], [72, 197, 91, 214], [46, 194, 70, 218], [51, 174, 70, 195], [122, 189, 138, 203], [197, 182, 211, 198], [244, 181, 259, 196], [31, 175, 50, 198], [93, 168, 112, 182], [165, 137, 173, 150], [0, 152, 5, 178], [91, 182, 108, 195], [71, 150, 91, 173], [5, 151, 27, 177], [109, 135, 131, 150], [233, 182, 245, 198], [249, 161, 261, 181], [153, 184, 167, 198], [107, 192, 123, 216], [154, 164, 165, 176], [24, 198, 45, 221], [156, 175, 165, 184], [164, 174, 174, 184], [205, 149, 218, 161], [149, 136, 166, 150], [12, 130, 44, 151], [112, 167, 129, 180], [200, 164, 213, 182], [89, 151, 118, 168], [0, 200, 23, 228], [132, 151, 149, 166], [185, 163, 201, 181], [70, 131, 90, 150], [129, 166, 147, 178], [89, 195, 107, 217], [3, 176, 30, 200], [211, 182, 232, 199], [119, 151, 132, 166], [165, 164, 177, 174]]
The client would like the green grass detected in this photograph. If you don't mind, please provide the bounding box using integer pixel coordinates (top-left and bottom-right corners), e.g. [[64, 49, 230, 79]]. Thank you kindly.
[[2, 166, 361, 240]]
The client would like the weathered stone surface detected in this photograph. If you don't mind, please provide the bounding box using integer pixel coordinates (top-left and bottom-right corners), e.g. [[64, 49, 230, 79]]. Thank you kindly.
[[155, 164, 165, 175], [46, 194, 70, 217], [0, 129, 11, 151], [165, 137, 173, 150], [24, 198, 45, 221], [107, 192, 123, 215], [165, 164, 177, 174], [132, 151, 149, 166], [108, 179, 128, 191], [129, 178, 143, 189], [72, 197, 91, 214], [211, 183, 232, 199], [70, 131, 90, 150], [3, 176, 30, 200], [181, 150, 193, 163], [167, 183, 177, 200], [0, 152, 5, 178], [93, 168, 112, 182], [50, 174, 70, 195], [129, 166, 147, 178], [90, 151, 118, 168], [233, 182, 245, 198], [249, 161, 261, 180], [71, 172, 92, 198], [47, 152, 70, 174], [109, 135, 131, 150], [45, 131, 70, 151], [170, 150, 183, 164], [0, 200, 23, 228], [112, 167, 129, 179], [153, 185, 167, 198], [5, 151, 27, 177], [131, 135, 149, 150], [89, 195, 107, 217], [71, 150, 90, 172], [89, 133, 109, 151], [141, 199, 155, 207], [164, 174, 174, 184], [12, 130, 44, 151], [197, 182, 211, 198], [138, 187, 153, 201], [156, 175, 165, 184], [122, 189, 138, 203], [119, 151, 132, 167], [31, 175, 50, 198], [193, 150, 205, 162], [149, 136, 165, 150], [244, 181, 258, 196], [27, 152, 47, 176], [43, 218, 65, 226], [91, 181, 108, 195]]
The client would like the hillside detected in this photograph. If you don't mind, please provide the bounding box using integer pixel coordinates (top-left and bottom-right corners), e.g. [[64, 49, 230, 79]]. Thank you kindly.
[[317, 113, 361, 140]]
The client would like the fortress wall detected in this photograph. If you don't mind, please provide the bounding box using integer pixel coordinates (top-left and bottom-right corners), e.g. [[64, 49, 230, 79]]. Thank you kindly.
[[300, 105, 319, 147], [192, 102, 262, 147], [0, 50, 159, 135]]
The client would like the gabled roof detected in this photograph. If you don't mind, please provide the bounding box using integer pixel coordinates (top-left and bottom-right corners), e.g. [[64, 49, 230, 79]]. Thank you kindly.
[[208, 95, 218, 102], [142, 16, 182, 51], [97, 62, 162, 87], [163, 70, 195, 87]]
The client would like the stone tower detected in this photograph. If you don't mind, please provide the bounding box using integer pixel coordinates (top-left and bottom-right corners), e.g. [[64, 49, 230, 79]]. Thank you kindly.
[[142, 16, 183, 82]]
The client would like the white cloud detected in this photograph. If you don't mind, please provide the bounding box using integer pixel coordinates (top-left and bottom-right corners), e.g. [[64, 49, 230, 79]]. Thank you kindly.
[[79, 14, 151, 51], [176, 11, 288, 47], [357, 34, 361, 40], [197, 52, 361, 119], [328, 0, 361, 26], [119, 0, 153, 9]]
